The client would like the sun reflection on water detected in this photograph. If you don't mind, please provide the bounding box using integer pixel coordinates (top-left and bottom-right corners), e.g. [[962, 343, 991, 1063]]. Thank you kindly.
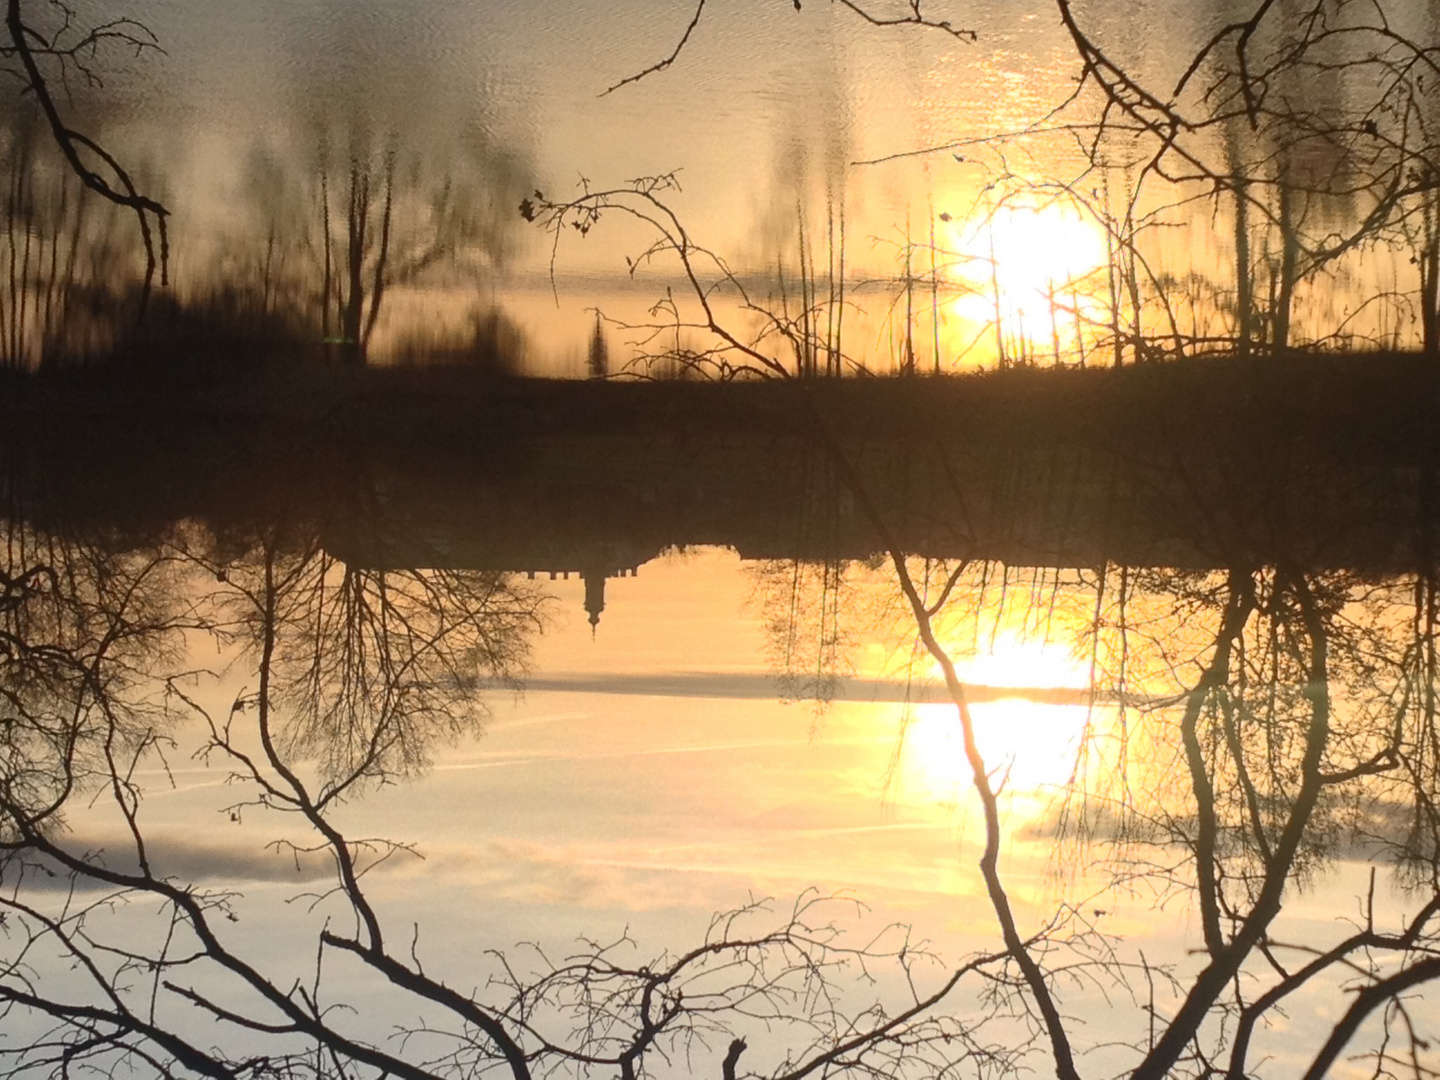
[[946, 201, 1110, 358]]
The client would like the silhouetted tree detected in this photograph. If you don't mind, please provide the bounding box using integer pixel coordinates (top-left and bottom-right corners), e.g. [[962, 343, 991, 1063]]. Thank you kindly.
[[0, 519, 1034, 1080]]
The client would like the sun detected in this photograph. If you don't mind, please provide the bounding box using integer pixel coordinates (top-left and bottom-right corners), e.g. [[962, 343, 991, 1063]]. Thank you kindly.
[[946, 201, 1110, 356], [953, 629, 1092, 691], [897, 633, 1098, 802], [900, 700, 1096, 803]]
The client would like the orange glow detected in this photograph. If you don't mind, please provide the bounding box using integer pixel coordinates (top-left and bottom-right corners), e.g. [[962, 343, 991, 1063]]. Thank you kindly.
[[900, 633, 1097, 800], [947, 202, 1109, 356], [953, 629, 1092, 690], [901, 700, 1094, 801]]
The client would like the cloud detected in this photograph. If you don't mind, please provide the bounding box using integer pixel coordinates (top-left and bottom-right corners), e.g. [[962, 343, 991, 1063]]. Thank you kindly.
[[525, 671, 1099, 705], [3, 829, 346, 892]]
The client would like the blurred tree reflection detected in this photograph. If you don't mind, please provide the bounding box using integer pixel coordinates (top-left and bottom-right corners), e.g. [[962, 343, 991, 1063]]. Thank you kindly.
[[182, 120, 533, 369], [253, 2, 533, 366], [0, 104, 142, 368], [1, 0, 169, 320]]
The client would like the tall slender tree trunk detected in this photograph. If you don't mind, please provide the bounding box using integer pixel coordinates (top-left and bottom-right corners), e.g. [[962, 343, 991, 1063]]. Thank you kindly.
[[342, 163, 369, 367], [361, 155, 394, 352], [1273, 179, 1299, 354], [1422, 192, 1439, 356], [1235, 180, 1254, 358], [320, 162, 334, 364]]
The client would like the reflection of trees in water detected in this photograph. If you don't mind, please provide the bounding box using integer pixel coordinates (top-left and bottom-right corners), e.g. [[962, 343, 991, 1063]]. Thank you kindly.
[[2, 0, 170, 328], [2, 34, 534, 370], [0, 105, 146, 368], [304, 125, 530, 365], [0, 113, 534, 371], [196, 0, 535, 369], [156, 120, 533, 369], [1043, 0, 1440, 360], [532, 4, 1440, 371]]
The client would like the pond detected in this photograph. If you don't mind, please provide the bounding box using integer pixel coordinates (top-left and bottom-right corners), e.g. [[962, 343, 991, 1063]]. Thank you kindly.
[[4, 0, 1439, 373], [3, 3, 1440, 1079]]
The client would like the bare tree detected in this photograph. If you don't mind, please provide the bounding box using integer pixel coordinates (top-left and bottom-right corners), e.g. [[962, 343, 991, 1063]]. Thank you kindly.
[[0, 520, 1049, 1080], [524, 171, 1440, 1079]]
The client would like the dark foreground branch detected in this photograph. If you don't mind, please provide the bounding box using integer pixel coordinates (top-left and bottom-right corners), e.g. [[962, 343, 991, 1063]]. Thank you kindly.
[[3, 0, 168, 313]]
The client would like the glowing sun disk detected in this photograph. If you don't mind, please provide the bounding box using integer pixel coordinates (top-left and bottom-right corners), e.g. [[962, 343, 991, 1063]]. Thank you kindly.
[[946, 202, 1110, 348], [951, 630, 1091, 691]]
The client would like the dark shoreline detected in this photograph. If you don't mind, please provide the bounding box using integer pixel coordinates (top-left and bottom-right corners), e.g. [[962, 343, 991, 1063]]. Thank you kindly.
[[4, 354, 1440, 573], [6, 349, 1440, 438]]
